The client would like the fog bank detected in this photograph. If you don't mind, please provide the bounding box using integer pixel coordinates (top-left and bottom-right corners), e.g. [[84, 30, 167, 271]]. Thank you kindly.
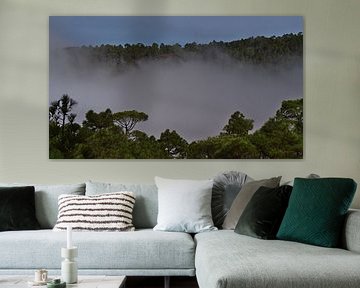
[[50, 49, 302, 142]]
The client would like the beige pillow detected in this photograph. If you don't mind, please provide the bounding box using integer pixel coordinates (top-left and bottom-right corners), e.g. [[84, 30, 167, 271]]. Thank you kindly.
[[222, 176, 281, 230]]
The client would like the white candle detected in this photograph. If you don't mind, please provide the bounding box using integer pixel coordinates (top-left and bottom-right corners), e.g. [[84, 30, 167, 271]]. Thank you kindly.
[[67, 225, 72, 249]]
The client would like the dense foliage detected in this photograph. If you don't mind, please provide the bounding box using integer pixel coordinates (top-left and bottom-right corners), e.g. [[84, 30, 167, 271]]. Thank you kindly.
[[63, 33, 302, 69], [49, 95, 302, 159]]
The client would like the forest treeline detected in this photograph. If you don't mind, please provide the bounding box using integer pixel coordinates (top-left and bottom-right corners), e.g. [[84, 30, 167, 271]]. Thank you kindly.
[[63, 33, 302, 69], [49, 95, 303, 159]]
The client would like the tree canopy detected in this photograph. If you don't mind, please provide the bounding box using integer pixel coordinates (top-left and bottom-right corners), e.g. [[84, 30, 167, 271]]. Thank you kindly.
[[63, 33, 303, 72], [49, 96, 303, 159], [222, 111, 254, 136], [113, 110, 148, 135]]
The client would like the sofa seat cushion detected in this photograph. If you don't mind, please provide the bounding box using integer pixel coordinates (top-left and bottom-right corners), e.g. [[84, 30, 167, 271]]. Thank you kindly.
[[195, 230, 360, 288], [0, 229, 195, 270]]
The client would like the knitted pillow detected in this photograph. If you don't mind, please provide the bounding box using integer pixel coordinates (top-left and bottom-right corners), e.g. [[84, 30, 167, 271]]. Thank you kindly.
[[277, 178, 357, 247], [53, 192, 135, 231]]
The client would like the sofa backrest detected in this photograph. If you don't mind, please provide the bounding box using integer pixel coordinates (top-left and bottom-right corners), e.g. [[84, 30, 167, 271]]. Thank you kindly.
[[86, 181, 158, 229], [0, 182, 85, 229]]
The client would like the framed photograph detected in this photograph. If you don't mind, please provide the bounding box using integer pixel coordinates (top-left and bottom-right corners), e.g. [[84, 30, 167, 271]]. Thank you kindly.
[[49, 16, 303, 159]]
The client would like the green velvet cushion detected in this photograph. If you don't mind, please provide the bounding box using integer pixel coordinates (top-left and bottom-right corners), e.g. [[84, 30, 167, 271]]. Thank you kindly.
[[235, 185, 292, 239], [277, 178, 357, 247], [0, 186, 40, 231]]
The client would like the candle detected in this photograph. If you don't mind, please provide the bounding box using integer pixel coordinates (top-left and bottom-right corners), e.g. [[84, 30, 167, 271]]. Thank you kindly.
[[67, 225, 72, 249]]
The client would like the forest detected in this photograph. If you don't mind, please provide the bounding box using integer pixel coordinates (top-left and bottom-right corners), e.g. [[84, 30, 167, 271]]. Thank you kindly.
[[49, 33, 303, 159], [49, 95, 302, 159], [62, 33, 302, 69]]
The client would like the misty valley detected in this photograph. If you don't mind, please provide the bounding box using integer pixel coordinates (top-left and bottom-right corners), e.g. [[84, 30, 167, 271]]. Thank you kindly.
[[49, 33, 303, 159]]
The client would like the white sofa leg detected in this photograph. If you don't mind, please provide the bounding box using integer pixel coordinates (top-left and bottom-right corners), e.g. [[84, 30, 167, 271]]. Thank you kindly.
[[164, 276, 170, 288]]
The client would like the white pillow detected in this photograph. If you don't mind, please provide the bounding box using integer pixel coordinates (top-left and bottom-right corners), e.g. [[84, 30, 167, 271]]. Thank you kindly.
[[154, 177, 217, 233]]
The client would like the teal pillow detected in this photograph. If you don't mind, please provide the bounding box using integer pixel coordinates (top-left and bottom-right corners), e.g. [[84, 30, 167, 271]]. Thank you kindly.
[[277, 178, 357, 247]]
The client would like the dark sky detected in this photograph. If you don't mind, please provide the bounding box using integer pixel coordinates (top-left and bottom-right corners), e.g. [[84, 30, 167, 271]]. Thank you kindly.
[[49, 16, 303, 142]]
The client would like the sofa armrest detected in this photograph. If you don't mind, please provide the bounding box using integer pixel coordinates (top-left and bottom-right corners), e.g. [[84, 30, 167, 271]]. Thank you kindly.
[[342, 209, 360, 253]]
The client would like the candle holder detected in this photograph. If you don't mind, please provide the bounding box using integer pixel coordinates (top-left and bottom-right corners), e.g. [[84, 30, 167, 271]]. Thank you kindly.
[[61, 247, 78, 284]]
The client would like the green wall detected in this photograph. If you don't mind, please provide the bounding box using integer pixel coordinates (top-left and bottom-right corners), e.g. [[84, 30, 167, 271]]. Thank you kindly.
[[0, 0, 359, 208]]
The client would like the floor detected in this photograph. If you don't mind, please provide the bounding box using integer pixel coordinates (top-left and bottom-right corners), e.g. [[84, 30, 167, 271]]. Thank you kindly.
[[126, 276, 199, 288], [0, 276, 199, 288]]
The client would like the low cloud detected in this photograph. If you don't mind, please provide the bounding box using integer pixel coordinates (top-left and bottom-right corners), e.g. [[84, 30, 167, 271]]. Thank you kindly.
[[50, 49, 302, 142]]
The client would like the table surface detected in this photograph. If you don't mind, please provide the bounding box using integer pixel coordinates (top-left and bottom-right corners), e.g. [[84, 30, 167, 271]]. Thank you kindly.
[[0, 275, 126, 288]]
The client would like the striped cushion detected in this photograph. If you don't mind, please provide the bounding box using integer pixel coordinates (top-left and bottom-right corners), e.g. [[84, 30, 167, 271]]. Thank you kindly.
[[53, 192, 136, 232]]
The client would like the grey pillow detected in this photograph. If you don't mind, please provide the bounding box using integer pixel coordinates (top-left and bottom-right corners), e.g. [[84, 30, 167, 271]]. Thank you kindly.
[[222, 176, 281, 230], [0, 183, 85, 229], [153, 177, 217, 233], [86, 181, 158, 229], [212, 171, 253, 228]]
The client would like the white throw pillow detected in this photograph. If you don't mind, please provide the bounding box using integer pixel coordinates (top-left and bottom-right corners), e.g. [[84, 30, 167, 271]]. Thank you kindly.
[[153, 176, 217, 233], [53, 192, 135, 231]]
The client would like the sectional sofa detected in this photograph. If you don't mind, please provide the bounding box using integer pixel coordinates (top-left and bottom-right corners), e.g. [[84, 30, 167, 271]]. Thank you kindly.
[[1, 180, 360, 288]]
